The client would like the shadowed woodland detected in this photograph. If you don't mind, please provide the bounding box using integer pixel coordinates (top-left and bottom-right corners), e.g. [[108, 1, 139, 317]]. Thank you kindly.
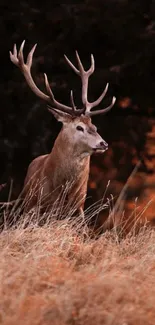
[[0, 1, 155, 229]]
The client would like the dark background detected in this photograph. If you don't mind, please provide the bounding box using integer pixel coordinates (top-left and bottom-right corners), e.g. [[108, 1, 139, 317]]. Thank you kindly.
[[0, 1, 155, 223]]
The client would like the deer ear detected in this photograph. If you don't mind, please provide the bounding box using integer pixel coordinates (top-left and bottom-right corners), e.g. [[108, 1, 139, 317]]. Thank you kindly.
[[48, 107, 72, 124]]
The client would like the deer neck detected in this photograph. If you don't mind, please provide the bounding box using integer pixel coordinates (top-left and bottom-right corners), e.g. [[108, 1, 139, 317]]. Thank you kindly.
[[44, 130, 90, 190], [50, 130, 90, 168]]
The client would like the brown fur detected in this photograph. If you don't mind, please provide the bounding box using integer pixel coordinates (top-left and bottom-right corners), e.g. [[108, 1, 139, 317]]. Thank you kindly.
[[22, 116, 92, 214]]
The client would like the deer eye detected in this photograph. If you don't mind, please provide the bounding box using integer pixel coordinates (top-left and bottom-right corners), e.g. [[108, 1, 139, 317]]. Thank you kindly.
[[76, 125, 84, 132]]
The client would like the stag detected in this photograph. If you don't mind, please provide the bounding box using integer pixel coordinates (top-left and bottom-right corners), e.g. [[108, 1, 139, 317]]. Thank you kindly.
[[10, 41, 116, 217]]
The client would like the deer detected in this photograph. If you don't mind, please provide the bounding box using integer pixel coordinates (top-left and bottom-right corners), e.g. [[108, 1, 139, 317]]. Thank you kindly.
[[9, 41, 116, 220]]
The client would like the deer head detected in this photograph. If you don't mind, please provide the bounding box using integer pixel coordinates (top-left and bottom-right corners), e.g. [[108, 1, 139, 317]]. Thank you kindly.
[[10, 41, 116, 156]]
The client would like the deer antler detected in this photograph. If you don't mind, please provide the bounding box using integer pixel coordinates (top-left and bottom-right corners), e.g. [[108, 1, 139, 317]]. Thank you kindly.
[[10, 41, 84, 116], [64, 51, 116, 116]]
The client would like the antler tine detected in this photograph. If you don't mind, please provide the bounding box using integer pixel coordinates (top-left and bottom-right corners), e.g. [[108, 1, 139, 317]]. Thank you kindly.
[[9, 44, 18, 65], [75, 51, 85, 74], [44, 73, 55, 101], [89, 96, 116, 117], [69, 90, 85, 115], [89, 54, 95, 75], [13, 44, 17, 57], [70, 90, 76, 112], [64, 54, 79, 75], [18, 40, 25, 65], [10, 41, 77, 116], [44, 73, 74, 114], [26, 43, 37, 69], [86, 83, 109, 113]]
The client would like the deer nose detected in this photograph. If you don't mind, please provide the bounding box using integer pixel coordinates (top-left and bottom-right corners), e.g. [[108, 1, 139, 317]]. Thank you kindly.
[[100, 141, 108, 148]]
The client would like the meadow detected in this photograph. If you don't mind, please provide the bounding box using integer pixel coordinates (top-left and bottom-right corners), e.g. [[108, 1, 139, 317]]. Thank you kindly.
[[0, 203, 155, 325]]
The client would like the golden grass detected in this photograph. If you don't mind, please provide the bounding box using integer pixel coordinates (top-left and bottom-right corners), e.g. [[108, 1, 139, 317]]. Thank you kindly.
[[0, 210, 155, 325]]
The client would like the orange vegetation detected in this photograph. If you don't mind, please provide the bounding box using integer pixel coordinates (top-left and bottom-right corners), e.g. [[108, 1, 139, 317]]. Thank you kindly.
[[0, 213, 155, 325]]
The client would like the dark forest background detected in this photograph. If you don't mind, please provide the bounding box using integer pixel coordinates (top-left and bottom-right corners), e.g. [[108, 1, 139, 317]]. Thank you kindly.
[[1, 1, 155, 226]]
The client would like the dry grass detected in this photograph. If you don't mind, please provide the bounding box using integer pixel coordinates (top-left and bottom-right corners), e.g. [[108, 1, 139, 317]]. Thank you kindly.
[[0, 207, 155, 325]]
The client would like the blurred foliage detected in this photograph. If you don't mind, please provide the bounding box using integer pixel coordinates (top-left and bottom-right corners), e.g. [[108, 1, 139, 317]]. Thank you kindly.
[[0, 1, 155, 225]]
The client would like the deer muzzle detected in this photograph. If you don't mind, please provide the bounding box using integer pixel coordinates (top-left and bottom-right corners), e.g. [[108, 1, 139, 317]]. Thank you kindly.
[[93, 140, 108, 153]]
